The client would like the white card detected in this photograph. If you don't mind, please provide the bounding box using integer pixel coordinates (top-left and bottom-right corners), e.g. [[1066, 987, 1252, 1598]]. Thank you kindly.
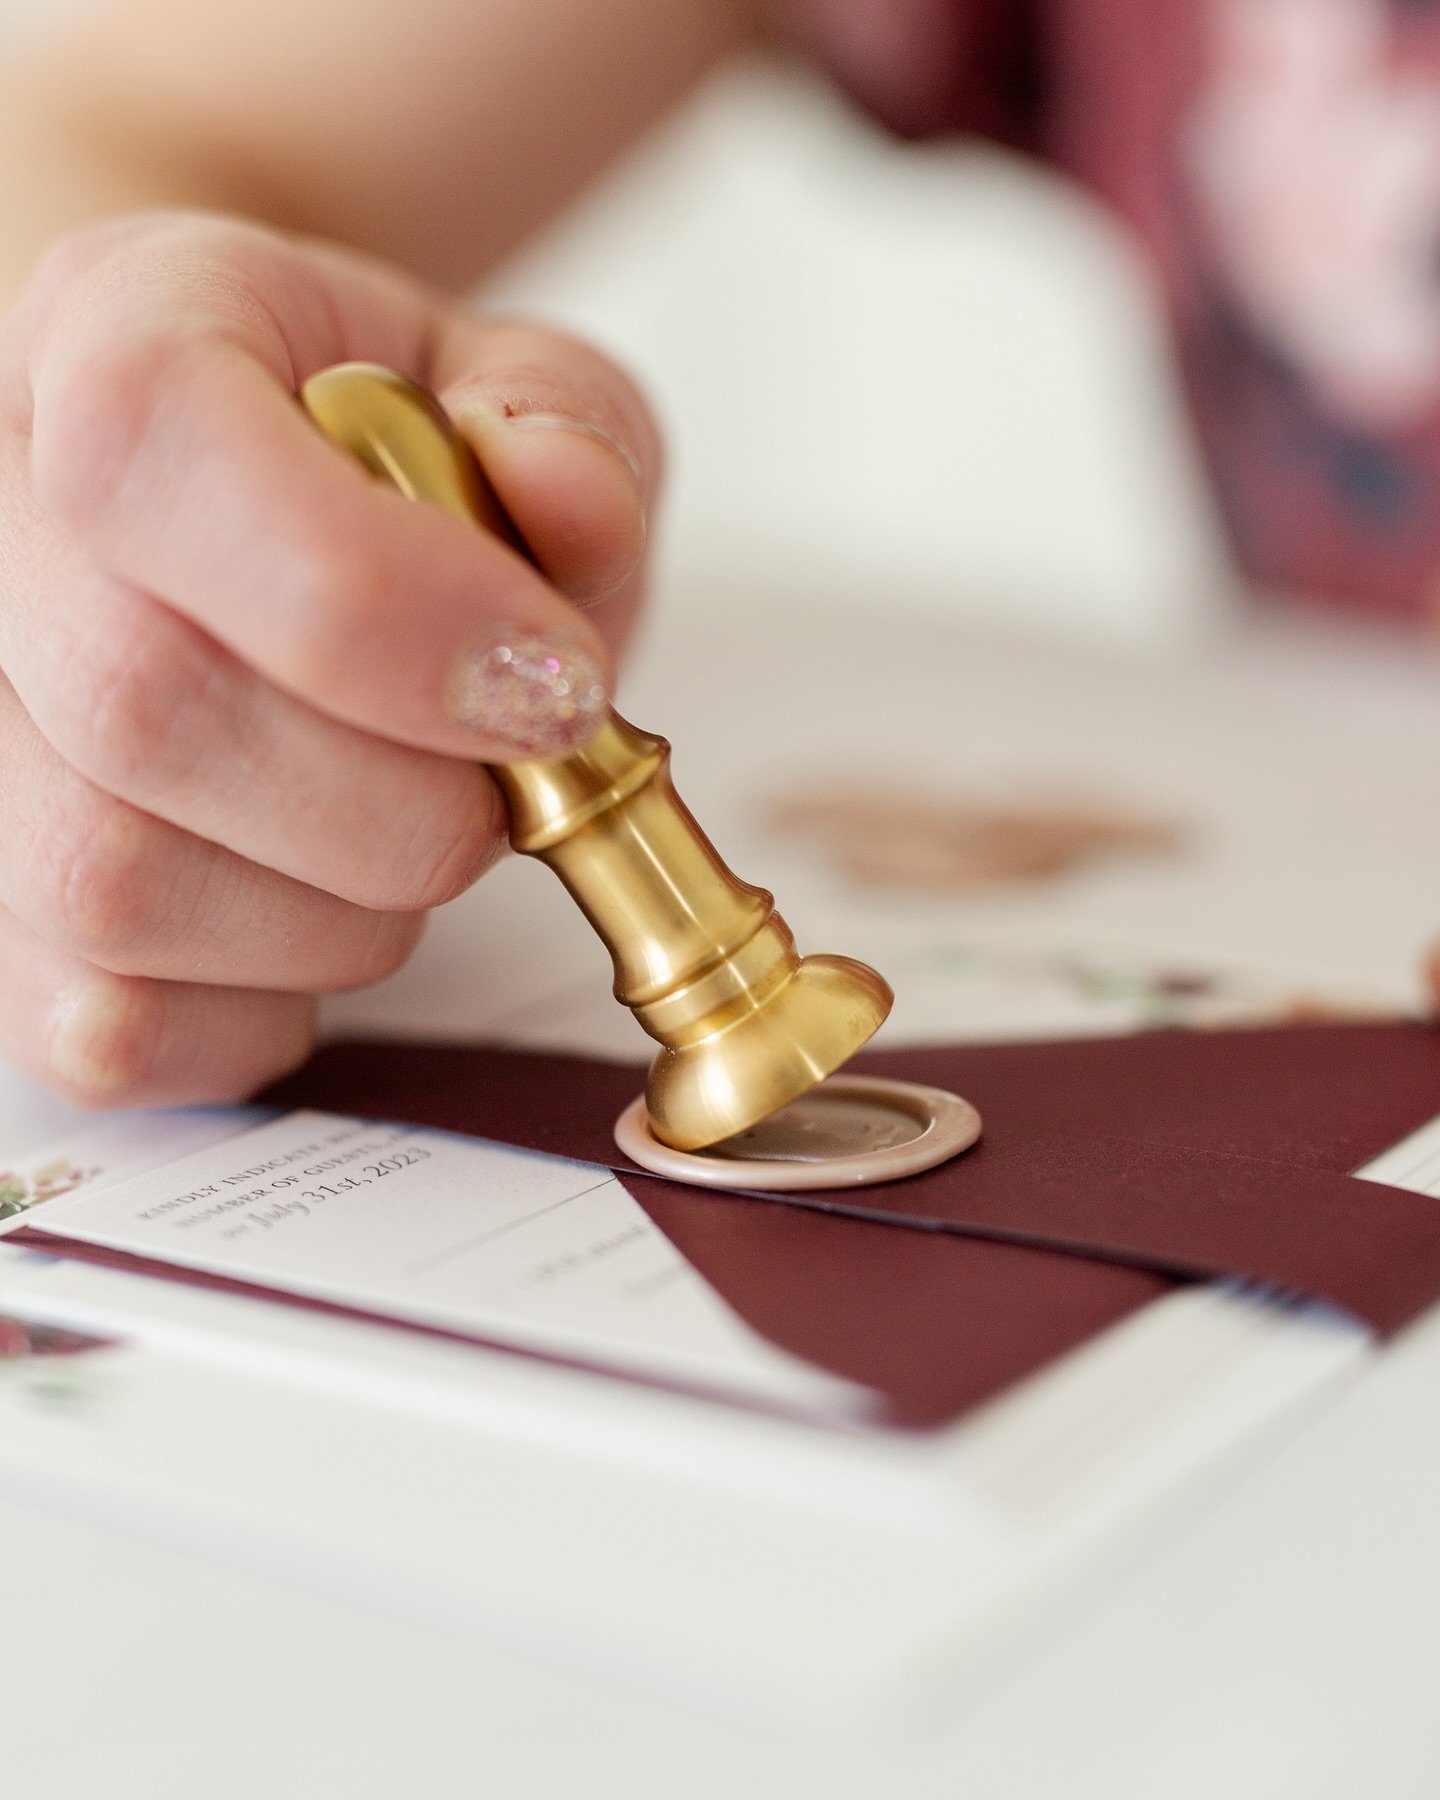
[[1, 1108, 874, 1424]]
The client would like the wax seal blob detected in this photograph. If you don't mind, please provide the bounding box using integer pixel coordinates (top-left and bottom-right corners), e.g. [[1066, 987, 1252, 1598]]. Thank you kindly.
[[614, 1074, 981, 1191]]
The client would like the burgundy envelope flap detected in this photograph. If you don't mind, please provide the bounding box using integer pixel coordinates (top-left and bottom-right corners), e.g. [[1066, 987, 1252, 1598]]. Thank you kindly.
[[261, 1022, 1440, 1336], [29, 1023, 1429, 1435], [613, 1177, 1173, 1427], [253, 1038, 1173, 1427]]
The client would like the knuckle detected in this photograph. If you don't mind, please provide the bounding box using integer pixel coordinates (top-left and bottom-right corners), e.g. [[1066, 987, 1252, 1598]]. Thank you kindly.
[[319, 908, 425, 992], [274, 530, 390, 692], [45, 966, 164, 1108], [31, 327, 182, 535], [23, 220, 129, 311], [38, 792, 157, 968], [50, 600, 214, 796], [369, 778, 506, 911]]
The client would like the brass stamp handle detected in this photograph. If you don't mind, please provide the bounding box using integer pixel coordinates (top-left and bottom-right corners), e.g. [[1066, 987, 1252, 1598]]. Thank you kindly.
[[300, 363, 892, 1150]]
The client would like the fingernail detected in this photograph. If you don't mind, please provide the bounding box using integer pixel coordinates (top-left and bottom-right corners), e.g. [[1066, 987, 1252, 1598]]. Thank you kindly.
[[501, 410, 645, 490], [447, 625, 608, 757]]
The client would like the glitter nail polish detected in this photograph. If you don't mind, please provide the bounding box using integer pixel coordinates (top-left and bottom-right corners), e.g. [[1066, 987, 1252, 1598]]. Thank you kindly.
[[448, 627, 607, 757]]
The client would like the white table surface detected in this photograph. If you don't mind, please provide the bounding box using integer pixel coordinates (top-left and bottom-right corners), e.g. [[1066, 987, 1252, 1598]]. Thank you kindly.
[[5, 587, 1440, 1799]]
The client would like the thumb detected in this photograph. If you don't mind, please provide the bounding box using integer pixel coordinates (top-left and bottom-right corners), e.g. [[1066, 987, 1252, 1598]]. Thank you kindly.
[[438, 325, 657, 633]]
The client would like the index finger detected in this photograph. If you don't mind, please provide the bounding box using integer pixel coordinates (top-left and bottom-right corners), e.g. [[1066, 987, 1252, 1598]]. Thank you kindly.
[[27, 231, 612, 762]]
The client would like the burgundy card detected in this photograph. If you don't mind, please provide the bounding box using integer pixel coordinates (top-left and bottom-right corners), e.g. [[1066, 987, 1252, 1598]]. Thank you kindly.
[[246, 1021, 1440, 1427]]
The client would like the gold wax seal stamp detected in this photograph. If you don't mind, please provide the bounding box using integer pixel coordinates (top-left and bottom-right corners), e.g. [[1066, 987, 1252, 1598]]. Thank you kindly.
[[300, 364, 979, 1180]]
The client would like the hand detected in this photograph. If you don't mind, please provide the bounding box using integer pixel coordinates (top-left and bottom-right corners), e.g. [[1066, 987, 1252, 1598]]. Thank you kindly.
[[0, 210, 658, 1105]]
